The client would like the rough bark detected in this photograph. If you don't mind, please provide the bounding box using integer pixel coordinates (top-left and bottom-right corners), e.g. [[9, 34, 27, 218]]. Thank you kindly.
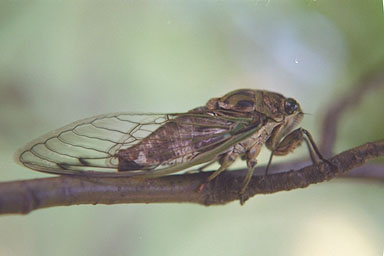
[[0, 140, 382, 215]]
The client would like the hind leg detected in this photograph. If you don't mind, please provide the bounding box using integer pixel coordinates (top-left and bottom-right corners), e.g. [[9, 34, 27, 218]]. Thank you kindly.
[[197, 151, 238, 192]]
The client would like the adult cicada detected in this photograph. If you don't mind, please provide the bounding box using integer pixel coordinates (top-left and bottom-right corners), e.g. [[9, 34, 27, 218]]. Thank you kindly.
[[15, 89, 329, 198]]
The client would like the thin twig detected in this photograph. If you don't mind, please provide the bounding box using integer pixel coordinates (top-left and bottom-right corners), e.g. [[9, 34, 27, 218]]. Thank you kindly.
[[0, 140, 382, 215], [320, 65, 384, 156]]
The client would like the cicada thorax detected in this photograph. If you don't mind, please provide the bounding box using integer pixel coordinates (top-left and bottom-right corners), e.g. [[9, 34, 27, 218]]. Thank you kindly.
[[116, 109, 237, 171], [207, 89, 289, 122]]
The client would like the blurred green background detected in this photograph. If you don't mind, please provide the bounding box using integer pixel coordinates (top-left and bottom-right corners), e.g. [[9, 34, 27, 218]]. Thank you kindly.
[[1, 1, 384, 255]]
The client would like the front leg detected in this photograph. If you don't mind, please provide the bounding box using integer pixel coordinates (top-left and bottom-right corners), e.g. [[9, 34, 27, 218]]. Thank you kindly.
[[270, 128, 304, 156], [265, 128, 330, 175]]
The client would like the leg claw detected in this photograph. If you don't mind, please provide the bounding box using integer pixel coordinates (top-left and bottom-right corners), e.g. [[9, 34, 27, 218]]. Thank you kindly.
[[239, 193, 249, 205]]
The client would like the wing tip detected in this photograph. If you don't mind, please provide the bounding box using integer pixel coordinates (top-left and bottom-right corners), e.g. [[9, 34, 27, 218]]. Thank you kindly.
[[13, 145, 29, 168]]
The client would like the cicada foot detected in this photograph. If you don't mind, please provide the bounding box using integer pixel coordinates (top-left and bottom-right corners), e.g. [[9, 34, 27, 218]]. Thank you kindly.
[[239, 193, 250, 205], [195, 163, 230, 193], [320, 158, 337, 171], [237, 159, 258, 205]]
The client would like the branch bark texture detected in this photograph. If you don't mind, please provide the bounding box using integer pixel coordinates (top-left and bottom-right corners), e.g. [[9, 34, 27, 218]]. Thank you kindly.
[[0, 140, 383, 215]]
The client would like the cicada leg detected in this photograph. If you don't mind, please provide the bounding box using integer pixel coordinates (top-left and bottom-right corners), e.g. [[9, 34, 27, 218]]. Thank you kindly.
[[239, 144, 263, 204], [197, 152, 238, 192], [265, 128, 332, 175], [197, 158, 218, 172], [187, 158, 218, 175], [304, 137, 318, 164], [237, 159, 257, 205]]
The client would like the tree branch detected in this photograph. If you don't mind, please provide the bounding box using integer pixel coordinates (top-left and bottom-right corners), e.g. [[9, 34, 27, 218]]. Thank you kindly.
[[320, 64, 384, 156], [1, 140, 382, 215]]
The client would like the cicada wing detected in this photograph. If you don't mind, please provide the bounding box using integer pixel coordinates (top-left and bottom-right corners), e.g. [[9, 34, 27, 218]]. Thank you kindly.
[[15, 111, 261, 177], [15, 112, 176, 175]]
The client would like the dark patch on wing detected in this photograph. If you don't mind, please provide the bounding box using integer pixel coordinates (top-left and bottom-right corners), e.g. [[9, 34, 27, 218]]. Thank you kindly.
[[117, 114, 239, 170], [118, 159, 146, 171]]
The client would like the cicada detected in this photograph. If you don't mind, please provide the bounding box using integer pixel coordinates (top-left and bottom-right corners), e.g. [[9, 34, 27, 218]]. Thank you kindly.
[[15, 89, 328, 197]]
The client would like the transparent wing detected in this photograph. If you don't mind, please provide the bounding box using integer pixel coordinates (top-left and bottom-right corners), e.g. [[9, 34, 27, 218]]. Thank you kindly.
[[15, 113, 176, 175], [15, 112, 257, 177]]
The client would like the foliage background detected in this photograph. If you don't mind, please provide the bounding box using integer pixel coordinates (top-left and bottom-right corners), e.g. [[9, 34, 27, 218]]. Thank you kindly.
[[0, 1, 383, 255]]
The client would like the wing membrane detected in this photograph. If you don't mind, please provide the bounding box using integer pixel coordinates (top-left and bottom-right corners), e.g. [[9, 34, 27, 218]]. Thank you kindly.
[[15, 112, 258, 177]]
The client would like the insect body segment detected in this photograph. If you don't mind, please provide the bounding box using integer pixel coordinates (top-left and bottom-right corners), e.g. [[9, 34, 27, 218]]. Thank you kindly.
[[16, 89, 328, 202]]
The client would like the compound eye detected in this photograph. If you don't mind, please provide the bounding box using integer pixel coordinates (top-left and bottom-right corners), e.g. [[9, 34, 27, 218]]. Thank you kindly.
[[284, 98, 299, 115]]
